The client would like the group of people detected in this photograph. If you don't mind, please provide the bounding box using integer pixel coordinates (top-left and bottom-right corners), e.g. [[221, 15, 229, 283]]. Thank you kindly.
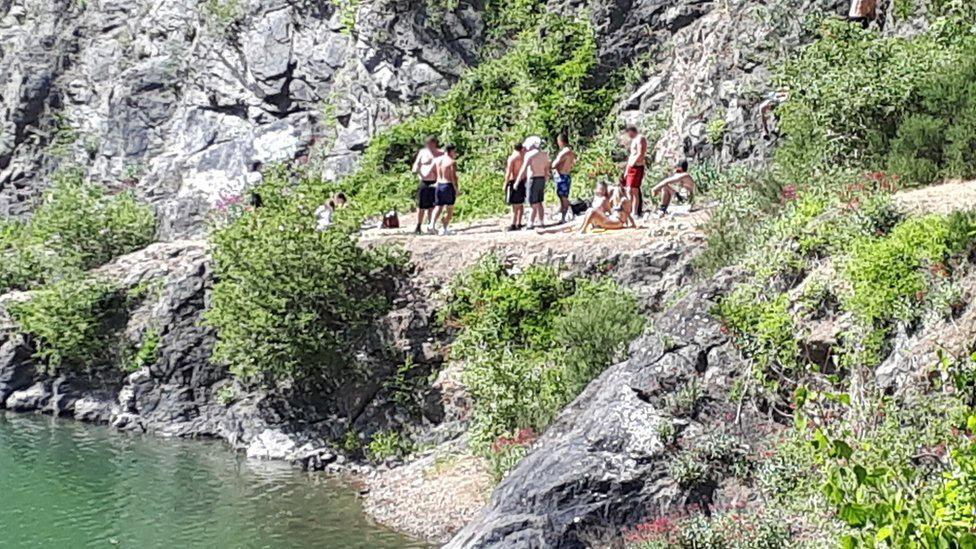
[[408, 125, 697, 236]]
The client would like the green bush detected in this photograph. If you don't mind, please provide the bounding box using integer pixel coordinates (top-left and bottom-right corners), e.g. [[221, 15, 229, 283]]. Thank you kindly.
[[205, 170, 406, 385], [625, 509, 789, 548], [776, 15, 976, 184], [366, 430, 413, 462], [0, 168, 155, 293], [841, 213, 975, 327], [443, 257, 643, 467], [8, 276, 122, 373], [717, 288, 798, 377]]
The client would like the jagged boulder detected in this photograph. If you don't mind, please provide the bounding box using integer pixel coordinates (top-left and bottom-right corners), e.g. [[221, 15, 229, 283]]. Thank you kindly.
[[448, 271, 751, 548]]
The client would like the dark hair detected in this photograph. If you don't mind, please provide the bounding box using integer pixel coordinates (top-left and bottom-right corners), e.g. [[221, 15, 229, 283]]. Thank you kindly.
[[558, 133, 569, 144], [424, 135, 439, 146], [625, 125, 639, 133], [677, 159, 689, 172], [444, 144, 457, 153], [514, 143, 524, 151], [335, 192, 348, 202]]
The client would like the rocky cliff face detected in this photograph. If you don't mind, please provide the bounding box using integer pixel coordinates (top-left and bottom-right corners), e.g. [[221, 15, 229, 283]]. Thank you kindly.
[[0, 0, 484, 237], [1, 0, 852, 237]]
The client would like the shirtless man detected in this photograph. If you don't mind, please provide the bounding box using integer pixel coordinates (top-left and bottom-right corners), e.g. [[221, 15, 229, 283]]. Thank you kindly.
[[623, 125, 648, 217], [430, 144, 459, 235], [552, 133, 577, 224], [411, 136, 442, 234], [651, 159, 696, 218], [504, 143, 526, 231], [515, 136, 552, 230]]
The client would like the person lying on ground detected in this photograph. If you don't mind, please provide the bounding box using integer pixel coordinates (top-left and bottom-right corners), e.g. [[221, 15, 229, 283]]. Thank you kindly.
[[430, 145, 459, 235], [504, 142, 526, 231], [515, 136, 552, 230], [552, 133, 577, 224], [651, 159, 696, 218], [411, 135, 442, 233], [578, 182, 632, 234], [623, 125, 648, 217]]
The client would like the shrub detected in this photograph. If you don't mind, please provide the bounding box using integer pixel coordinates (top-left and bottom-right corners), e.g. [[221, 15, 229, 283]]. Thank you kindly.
[[8, 276, 123, 373], [0, 168, 155, 293], [443, 257, 643, 468], [366, 430, 413, 462], [841, 213, 975, 327], [625, 509, 789, 548], [124, 328, 159, 373], [717, 288, 798, 377], [776, 15, 976, 184], [205, 170, 406, 385]]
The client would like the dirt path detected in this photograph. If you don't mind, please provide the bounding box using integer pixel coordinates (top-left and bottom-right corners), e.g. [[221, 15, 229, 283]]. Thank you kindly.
[[362, 204, 710, 280], [893, 179, 976, 215]]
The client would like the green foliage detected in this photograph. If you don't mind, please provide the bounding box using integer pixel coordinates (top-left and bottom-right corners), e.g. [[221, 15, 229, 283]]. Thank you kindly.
[[442, 256, 643, 469], [203, 0, 243, 34], [216, 385, 238, 406], [330, 0, 359, 33], [205, 169, 406, 385], [706, 117, 727, 145], [626, 509, 789, 548], [717, 289, 798, 375], [842, 213, 974, 326], [366, 430, 413, 462], [776, 15, 976, 185], [833, 213, 975, 366], [321, 15, 617, 220], [0, 168, 156, 293], [125, 328, 159, 373], [9, 276, 122, 373], [753, 354, 976, 547]]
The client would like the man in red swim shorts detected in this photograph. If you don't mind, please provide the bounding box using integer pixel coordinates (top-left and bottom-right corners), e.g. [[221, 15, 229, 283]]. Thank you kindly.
[[622, 125, 648, 216]]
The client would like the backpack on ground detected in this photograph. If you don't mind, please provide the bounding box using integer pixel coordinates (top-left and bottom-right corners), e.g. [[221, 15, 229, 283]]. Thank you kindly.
[[381, 211, 400, 229], [570, 199, 589, 216]]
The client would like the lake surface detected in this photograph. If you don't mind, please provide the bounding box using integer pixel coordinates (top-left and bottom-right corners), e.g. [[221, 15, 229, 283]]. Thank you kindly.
[[0, 412, 420, 548]]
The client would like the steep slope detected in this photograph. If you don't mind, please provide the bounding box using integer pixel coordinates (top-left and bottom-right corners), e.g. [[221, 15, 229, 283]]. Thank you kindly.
[[1, 0, 848, 238], [0, 0, 484, 236]]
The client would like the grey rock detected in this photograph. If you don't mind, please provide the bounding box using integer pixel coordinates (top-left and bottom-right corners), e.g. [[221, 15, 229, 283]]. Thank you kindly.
[[5, 382, 50, 412], [448, 272, 745, 548], [0, 0, 486, 237], [0, 333, 35, 406]]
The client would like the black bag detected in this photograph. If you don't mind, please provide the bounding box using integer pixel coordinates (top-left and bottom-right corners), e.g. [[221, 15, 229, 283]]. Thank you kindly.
[[381, 211, 400, 229], [570, 199, 589, 216]]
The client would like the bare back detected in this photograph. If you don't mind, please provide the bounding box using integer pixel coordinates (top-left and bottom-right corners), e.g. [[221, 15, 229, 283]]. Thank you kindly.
[[505, 152, 524, 182], [524, 150, 551, 178], [436, 155, 458, 185]]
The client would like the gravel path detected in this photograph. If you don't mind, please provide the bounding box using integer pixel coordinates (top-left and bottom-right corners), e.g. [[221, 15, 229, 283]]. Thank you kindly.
[[893, 179, 976, 216], [362, 204, 709, 281]]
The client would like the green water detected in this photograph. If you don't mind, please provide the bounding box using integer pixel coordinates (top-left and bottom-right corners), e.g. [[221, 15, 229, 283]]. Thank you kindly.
[[0, 413, 420, 549]]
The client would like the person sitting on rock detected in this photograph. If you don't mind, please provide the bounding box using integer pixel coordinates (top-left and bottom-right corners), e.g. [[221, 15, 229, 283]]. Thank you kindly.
[[650, 159, 696, 218], [578, 182, 631, 234], [504, 142, 526, 231]]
